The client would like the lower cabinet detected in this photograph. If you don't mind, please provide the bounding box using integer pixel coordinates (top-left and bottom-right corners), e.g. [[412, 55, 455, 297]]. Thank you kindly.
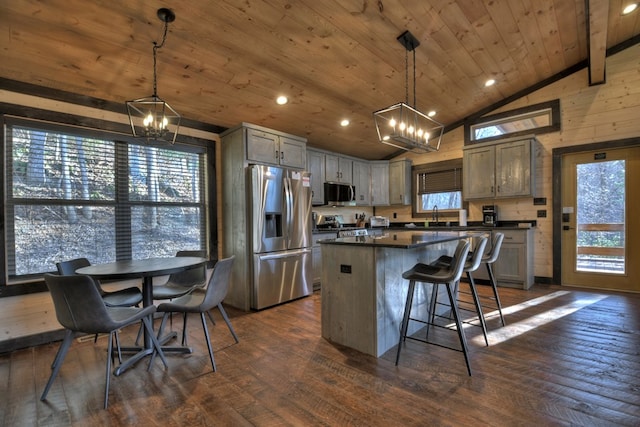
[[472, 229, 534, 289], [312, 231, 336, 288]]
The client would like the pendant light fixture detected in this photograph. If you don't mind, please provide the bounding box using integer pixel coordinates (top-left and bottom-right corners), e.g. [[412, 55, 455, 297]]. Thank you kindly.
[[127, 8, 181, 144], [373, 31, 444, 153]]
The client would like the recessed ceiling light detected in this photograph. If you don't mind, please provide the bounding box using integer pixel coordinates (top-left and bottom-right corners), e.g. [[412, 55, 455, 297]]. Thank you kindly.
[[622, 3, 638, 14], [276, 95, 288, 105], [428, 111, 436, 117], [485, 79, 496, 87], [340, 119, 350, 127]]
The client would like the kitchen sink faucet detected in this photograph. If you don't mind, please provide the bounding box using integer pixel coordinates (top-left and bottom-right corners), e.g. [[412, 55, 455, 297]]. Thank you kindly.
[[432, 205, 439, 224]]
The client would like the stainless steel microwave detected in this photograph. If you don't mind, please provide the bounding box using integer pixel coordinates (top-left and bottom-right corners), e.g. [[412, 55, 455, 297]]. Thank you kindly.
[[324, 182, 356, 206]]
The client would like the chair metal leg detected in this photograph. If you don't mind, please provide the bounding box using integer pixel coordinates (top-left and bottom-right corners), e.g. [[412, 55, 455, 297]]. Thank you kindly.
[[182, 312, 189, 346], [217, 304, 239, 343], [444, 281, 472, 376], [105, 331, 113, 409], [487, 263, 506, 326], [466, 272, 489, 346], [200, 312, 217, 372], [41, 329, 74, 401], [395, 280, 415, 365]]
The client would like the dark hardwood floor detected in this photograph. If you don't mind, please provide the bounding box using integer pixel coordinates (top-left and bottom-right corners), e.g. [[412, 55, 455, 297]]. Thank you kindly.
[[1, 284, 639, 426]]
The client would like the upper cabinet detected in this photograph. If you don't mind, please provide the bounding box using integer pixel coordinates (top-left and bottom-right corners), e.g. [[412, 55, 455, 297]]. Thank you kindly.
[[306, 149, 325, 205], [370, 161, 390, 206], [463, 137, 537, 200], [325, 153, 353, 184], [352, 160, 371, 206], [246, 126, 306, 169], [389, 159, 412, 205]]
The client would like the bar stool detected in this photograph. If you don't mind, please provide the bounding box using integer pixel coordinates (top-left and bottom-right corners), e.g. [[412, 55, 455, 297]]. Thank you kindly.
[[481, 232, 506, 326], [395, 239, 472, 376], [429, 235, 490, 346]]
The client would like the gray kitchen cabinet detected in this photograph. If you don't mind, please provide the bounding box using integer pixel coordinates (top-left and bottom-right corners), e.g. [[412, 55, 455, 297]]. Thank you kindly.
[[352, 160, 371, 206], [473, 228, 534, 289], [493, 229, 534, 289], [463, 137, 536, 200], [312, 231, 336, 287], [389, 159, 412, 205], [325, 153, 353, 184], [307, 149, 325, 205], [370, 160, 389, 206], [246, 126, 306, 169]]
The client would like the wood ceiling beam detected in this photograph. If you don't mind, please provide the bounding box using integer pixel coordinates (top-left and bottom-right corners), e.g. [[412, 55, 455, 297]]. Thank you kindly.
[[587, 0, 610, 85]]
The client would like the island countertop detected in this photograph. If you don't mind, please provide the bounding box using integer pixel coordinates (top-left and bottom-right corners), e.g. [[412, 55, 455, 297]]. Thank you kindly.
[[318, 230, 477, 249]]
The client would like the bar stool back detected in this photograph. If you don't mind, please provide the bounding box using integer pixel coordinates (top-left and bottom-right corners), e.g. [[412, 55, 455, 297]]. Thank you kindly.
[[395, 239, 472, 375]]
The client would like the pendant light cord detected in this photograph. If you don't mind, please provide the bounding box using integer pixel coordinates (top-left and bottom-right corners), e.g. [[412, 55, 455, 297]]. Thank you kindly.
[[404, 45, 417, 108], [413, 49, 417, 109], [152, 21, 169, 98]]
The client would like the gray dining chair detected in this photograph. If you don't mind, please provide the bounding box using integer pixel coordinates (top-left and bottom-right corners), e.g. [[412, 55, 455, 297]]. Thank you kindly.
[[151, 250, 207, 300], [57, 257, 143, 348], [152, 256, 238, 372], [40, 273, 168, 409], [56, 258, 143, 308]]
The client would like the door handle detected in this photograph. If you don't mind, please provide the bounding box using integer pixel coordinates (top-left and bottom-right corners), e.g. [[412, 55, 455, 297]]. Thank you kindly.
[[563, 225, 575, 230]]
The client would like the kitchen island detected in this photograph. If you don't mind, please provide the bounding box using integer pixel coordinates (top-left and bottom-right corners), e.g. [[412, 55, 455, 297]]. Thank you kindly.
[[319, 230, 476, 357]]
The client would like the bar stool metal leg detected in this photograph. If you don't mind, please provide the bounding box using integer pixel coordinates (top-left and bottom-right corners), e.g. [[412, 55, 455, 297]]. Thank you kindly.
[[466, 272, 489, 346], [396, 280, 416, 364], [486, 263, 506, 326], [443, 280, 472, 376]]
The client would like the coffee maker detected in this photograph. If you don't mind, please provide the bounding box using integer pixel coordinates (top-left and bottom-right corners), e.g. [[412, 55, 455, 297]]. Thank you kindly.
[[482, 205, 498, 226]]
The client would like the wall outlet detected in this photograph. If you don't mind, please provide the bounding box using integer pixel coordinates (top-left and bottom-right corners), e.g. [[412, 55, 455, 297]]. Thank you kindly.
[[534, 197, 547, 205]]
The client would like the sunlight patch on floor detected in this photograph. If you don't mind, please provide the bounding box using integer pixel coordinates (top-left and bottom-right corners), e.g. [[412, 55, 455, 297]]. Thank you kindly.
[[470, 291, 609, 346]]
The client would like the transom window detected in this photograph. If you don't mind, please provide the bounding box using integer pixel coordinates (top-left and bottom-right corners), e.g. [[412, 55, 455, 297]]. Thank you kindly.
[[4, 117, 208, 283]]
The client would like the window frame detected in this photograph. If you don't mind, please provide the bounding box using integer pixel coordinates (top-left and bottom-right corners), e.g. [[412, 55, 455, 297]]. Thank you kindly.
[[465, 99, 560, 145], [412, 158, 467, 217], [1, 114, 216, 295]]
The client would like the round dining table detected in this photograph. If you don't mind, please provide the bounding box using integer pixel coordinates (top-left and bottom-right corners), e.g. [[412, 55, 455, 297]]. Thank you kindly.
[[76, 256, 207, 375]]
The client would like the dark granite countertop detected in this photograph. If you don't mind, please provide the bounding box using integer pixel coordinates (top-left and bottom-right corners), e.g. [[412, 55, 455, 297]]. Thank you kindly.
[[318, 230, 476, 249]]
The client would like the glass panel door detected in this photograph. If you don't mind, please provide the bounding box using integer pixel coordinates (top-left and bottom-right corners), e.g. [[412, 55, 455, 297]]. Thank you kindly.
[[561, 146, 639, 291]]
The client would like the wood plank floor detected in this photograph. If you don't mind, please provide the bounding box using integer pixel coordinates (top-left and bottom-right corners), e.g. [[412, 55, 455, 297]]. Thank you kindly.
[[1, 284, 639, 426]]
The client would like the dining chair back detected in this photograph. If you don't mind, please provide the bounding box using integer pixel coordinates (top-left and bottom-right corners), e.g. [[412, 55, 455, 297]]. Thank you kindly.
[[154, 255, 238, 372], [151, 250, 207, 300], [40, 273, 167, 409], [56, 258, 142, 308]]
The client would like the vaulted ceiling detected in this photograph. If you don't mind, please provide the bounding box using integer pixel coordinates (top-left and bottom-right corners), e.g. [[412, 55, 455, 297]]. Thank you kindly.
[[1, 1, 639, 159]]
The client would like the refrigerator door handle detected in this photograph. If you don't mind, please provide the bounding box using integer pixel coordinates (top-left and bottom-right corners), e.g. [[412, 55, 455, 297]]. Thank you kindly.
[[284, 175, 293, 244], [258, 248, 313, 261]]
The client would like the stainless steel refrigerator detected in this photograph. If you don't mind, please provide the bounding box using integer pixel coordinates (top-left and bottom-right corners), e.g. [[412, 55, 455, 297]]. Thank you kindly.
[[248, 164, 313, 309]]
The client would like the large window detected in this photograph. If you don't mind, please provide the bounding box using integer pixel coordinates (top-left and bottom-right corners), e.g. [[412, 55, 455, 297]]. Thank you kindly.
[[412, 159, 464, 216], [4, 118, 208, 283]]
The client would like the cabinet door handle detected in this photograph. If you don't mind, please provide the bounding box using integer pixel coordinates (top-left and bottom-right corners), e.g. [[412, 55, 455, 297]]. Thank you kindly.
[[275, 150, 279, 160], [281, 151, 284, 160]]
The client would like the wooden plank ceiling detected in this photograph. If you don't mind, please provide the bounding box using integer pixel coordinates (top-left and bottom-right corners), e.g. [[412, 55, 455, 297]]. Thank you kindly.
[[1, 0, 639, 160]]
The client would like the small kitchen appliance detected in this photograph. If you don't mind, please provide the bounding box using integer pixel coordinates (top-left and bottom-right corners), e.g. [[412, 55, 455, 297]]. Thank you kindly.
[[482, 205, 498, 226], [370, 216, 390, 228]]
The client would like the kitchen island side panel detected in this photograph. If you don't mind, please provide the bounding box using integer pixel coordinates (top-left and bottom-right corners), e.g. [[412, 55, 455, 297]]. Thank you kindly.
[[321, 240, 458, 357]]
